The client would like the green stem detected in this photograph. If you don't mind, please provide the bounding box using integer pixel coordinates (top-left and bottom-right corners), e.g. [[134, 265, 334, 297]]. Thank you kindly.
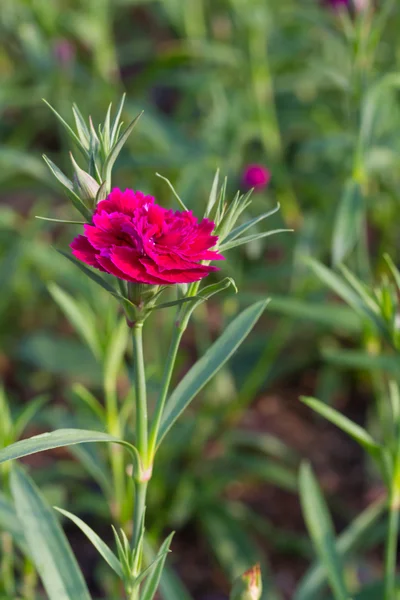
[[147, 323, 184, 463], [148, 282, 201, 462], [1, 533, 15, 596], [132, 479, 148, 557], [384, 435, 400, 600], [132, 322, 148, 462], [105, 388, 125, 521]]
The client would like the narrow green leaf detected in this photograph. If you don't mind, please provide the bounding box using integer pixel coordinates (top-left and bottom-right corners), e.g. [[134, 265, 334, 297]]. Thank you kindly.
[[11, 467, 92, 600], [268, 295, 362, 333], [0, 429, 136, 465], [332, 180, 364, 266], [42, 154, 74, 193], [55, 508, 123, 578], [223, 204, 281, 244], [143, 542, 194, 600], [14, 394, 48, 439], [338, 265, 380, 316], [205, 169, 220, 217], [295, 498, 385, 600], [102, 103, 112, 152], [299, 463, 349, 600], [48, 283, 101, 360], [384, 253, 400, 292], [103, 317, 129, 396], [300, 396, 381, 458], [0, 491, 27, 551], [72, 383, 105, 422], [35, 216, 86, 224], [140, 533, 174, 600], [305, 257, 383, 332], [199, 277, 238, 300], [42, 155, 92, 220], [102, 112, 143, 185], [220, 228, 292, 252], [56, 250, 119, 298], [43, 99, 88, 157], [151, 296, 202, 312], [111, 93, 126, 144], [72, 104, 90, 151], [158, 300, 268, 445], [156, 173, 189, 211], [322, 348, 400, 376]]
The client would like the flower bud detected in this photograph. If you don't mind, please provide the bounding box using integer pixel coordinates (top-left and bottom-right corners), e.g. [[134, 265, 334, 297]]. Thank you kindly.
[[230, 564, 262, 600], [70, 153, 100, 207], [242, 164, 271, 192]]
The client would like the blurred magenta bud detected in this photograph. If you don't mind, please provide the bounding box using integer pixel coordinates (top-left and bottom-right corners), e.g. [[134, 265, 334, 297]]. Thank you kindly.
[[353, 0, 369, 10], [326, 0, 368, 12], [242, 164, 271, 192], [53, 39, 75, 67]]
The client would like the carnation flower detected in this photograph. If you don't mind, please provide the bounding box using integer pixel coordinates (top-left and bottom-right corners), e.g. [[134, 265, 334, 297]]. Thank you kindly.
[[242, 164, 271, 192], [71, 188, 224, 285]]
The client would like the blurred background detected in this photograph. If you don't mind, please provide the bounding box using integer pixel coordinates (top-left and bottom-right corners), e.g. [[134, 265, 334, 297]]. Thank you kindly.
[[1, 0, 400, 598]]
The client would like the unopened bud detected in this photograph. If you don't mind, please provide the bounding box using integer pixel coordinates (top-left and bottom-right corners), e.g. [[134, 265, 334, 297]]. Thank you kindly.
[[70, 153, 100, 207], [230, 564, 262, 600]]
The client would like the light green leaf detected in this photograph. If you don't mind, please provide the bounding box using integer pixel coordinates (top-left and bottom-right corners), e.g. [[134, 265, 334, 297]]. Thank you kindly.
[[220, 229, 292, 252], [268, 295, 362, 333], [138, 533, 174, 599], [205, 169, 220, 217], [305, 257, 383, 332], [103, 317, 129, 397], [300, 396, 381, 458], [11, 467, 92, 600], [332, 181, 364, 266], [299, 463, 349, 600], [384, 254, 400, 292], [223, 204, 281, 244], [35, 216, 86, 224], [57, 250, 120, 299], [42, 155, 92, 220], [43, 99, 88, 157], [157, 300, 268, 445], [102, 112, 143, 186], [14, 394, 48, 439], [71, 104, 90, 151], [156, 173, 189, 211], [42, 154, 74, 193], [72, 383, 105, 422], [48, 283, 101, 360], [295, 498, 385, 600], [0, 429, 137, 465], [0, 491, 27, 551], [111, 93, 126, 145], [143, 542, 194, 600], [322, 348, 400, 376], [55, 508, 123, 579]]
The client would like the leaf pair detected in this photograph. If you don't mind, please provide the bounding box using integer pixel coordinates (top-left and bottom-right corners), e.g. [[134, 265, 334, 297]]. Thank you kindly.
[[9, 468, 171, 600]]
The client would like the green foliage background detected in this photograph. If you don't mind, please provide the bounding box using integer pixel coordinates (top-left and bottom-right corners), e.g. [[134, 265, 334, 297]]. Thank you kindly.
[[1, 0, 400, 598]]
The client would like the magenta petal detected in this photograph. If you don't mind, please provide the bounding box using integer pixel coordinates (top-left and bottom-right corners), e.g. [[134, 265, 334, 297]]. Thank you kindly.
[[140, 258, 218, 283], [111, 247, 164, 284], [69, 187, 224, 286], [70, 235, 105, 270]]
